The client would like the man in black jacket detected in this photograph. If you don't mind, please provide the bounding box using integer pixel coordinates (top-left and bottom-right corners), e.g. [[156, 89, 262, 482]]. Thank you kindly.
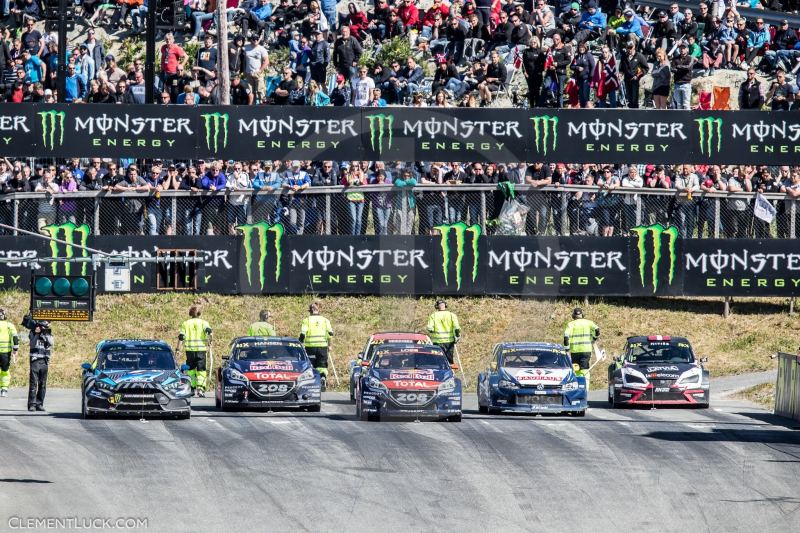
[[22, 315, 52, 412], [739, 68, 764, 109], [619, 41, 648, 108], [647, 11, 677, 58], [670, 43, 695, 109], [521, 38, 545, 107], [309, 30, 330, 85], [333, 26, 362, 79]]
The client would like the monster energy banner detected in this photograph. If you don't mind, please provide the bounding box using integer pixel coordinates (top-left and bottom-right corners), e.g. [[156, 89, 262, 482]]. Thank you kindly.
[[1, 104, 799, 163], [2, 229, 800, 296]]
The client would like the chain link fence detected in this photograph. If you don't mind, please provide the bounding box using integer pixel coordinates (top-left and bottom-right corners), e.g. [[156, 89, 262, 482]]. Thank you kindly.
[[0, 186, 793, 238]]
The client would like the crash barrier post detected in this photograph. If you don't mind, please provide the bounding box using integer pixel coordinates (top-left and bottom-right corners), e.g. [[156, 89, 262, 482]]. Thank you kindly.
[[774, 353, 800, 422]]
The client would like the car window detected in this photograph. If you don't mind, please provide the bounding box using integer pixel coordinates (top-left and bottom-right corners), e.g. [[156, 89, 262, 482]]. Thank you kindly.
[[626, 341, 694, 364], [235, 343, 305, 361], [99, 349, 175, 370], [501, 350, 569, 368], [375, 354, 450, 370]]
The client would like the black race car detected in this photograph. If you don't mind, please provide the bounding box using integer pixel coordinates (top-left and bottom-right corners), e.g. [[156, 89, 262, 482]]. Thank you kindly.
[[608, 335, 710, 407], [81, 339, 192, 419]]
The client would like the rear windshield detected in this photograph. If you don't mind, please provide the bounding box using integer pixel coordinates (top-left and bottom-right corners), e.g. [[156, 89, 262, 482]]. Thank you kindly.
[[627, 341, 694, 364], [501, 350, 570, 368]]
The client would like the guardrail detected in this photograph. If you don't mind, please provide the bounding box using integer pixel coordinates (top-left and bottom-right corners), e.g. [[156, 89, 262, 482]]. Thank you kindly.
[[775, 353, 800, 422], [1, 185, 795, 238]]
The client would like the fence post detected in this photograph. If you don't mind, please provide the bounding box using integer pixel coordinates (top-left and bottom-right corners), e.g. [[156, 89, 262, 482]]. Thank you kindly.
[[12, 199, 18, 235], [172, 196, 178, 235], [93, 196, 100, 235], [560, 191, 569, 236], [480, 191, 487, 233], [635, 194, 642, 227], [325, 193, 331, 235], [714, 198, 721, 238], [791, 201, 796, 239]]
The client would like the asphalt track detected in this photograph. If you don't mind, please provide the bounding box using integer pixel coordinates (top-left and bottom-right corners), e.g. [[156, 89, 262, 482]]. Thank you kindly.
[[0, 382, 798, 533]]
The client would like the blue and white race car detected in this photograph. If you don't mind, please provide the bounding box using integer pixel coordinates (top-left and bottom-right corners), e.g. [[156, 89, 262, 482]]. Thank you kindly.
[[477, 342, 587, 416], [355, 344, 462, 422], [81, 339, 192, 419], [215, 337, 322, 411]]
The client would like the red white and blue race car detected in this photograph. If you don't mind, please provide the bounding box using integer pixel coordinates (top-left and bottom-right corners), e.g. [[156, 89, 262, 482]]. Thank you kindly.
[[355, 344, 462, 422], [608, 335, 710, 407], [348, 332, 432, 401], [215, 337, 322, 411]]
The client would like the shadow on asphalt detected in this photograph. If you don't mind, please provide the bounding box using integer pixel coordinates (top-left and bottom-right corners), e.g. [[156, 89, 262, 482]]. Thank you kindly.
[[0, 478, 52, 483], [643, 429, 800, 445], [734, 410, 800, 430]]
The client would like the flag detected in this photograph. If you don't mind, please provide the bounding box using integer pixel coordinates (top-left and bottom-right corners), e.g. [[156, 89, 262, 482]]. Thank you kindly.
[[754, 193, 777, 223]]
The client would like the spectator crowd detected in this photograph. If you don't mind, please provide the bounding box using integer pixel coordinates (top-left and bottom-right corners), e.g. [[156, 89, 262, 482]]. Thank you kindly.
[[1, 156, 799, 239], [0, 0, 798, 108]]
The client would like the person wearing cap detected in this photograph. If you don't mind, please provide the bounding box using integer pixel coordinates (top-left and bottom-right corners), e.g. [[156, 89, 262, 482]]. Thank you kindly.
[[763, 20, 798, 74], [244, 32, 270, 103], [615, 8, 643, 44], [647, 10, 677, 56], [620, 39, 649, 108], [564, 308, 598, 378], [283, 161, 310, 234], [21, 313, 53, 412], [309, 29, 329, 85], [575, 1, 606, 44], [671, 42, 696, 110], [427, 300, 461, 365], [557, 2, 582, 40], [330, 72, 352, 106]]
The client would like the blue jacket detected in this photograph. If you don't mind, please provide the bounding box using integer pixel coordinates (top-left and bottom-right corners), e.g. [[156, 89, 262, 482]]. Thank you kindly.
[[578, 10, 606, 31], [253, 3, 272, 21], [64, 74, 86, 102], [201, 172, 227, 190], [616, 18, 643, 39], [747, 28, 770, 49]]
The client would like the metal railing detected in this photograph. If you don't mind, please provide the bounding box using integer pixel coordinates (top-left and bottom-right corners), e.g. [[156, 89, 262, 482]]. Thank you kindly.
[[1, 185, 794, 238]]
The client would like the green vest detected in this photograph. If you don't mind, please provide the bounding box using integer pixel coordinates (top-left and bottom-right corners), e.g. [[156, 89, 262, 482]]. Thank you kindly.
[[564, 319, 598, 354], [180, 318, 210, 352], [427, 311, 460, 344], [300, 315, 332, 348], [0, 321, 17, 353], [248, 322, 277, 337]]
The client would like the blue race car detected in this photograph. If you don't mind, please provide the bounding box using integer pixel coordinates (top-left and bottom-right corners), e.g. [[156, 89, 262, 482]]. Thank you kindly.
[[215, 337, 322, 411], [356, 344, 462, 422], [477, 342, 587, 416], [81, 339, 192, 419]]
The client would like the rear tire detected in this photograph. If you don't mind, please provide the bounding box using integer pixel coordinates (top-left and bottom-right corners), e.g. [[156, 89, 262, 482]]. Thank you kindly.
[[487, 406, 501, 415], [177, 411, 191, 420], [81, 395, 95, 419], [306, 404, 321, 412], [573, 410, 586, 417], [447, 414, 462, 422], [478, 404, 488, 414]]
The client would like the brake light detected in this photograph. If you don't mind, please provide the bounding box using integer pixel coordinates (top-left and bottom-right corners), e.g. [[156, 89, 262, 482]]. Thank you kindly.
[[647, 335, 671, 341]]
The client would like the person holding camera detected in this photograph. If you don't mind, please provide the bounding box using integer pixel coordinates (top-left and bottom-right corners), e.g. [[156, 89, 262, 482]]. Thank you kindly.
[[23, 315, 53, 412], [0, 309, 19, 398]]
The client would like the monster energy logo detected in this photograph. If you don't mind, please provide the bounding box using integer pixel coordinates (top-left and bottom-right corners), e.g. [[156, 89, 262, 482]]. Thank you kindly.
[[434, 222, 481, 290], [237, 222, 285, 291], [632, 224, 678, 293], [38, 110, 66, 150], [694, 117, 723, 156], [201, 112, 229, 152], [366, 114, 394, 155], [41, 222, 91, 276], [530, 115, 558, 155]]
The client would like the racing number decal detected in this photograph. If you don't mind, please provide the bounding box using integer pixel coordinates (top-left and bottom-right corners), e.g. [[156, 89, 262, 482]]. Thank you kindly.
[[395, 392, 430, 404], [257, 383, 290, 394]]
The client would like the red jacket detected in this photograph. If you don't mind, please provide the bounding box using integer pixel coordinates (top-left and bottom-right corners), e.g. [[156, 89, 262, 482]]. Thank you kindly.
[[422, 5, 449, 27], [397, 3, 420, 29]]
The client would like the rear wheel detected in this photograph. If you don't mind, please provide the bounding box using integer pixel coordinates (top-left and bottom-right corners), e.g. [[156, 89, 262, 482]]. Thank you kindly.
[[478, 405, 488, 414], [81, 394, 95, 420], [446, 414, 462, 422], [177, 411, 191, 420], [487, 406, 501, 415], [572, 410, 586, 417], [306, 404, 321, 412]]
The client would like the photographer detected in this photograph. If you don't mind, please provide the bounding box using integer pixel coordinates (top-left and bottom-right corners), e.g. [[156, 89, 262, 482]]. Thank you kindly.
[[22, 314, 53, 412]]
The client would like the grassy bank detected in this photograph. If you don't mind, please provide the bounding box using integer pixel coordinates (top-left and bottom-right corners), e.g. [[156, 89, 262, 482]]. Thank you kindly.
[[0, 291, 791, 390], [736, 383, 776, 410]]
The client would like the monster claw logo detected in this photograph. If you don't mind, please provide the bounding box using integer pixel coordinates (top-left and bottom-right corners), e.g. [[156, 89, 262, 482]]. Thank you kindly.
[[632, 224, 678, 293], [201, 112, 230, 152], [41, 223, 91, 276], [237, 222, 285, 291], [366, 114, 394, 155], [694, 117, 723, 156], [530, 115, 559, 155], [38, 110, 66, 150], [433, 222, 481, 290]]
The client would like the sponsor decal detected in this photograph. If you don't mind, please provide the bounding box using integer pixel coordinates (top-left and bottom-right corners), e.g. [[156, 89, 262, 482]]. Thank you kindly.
[[383, 379, 442, 389], [392, 392, 431, 404], [530, 115, 558, 155], [201, 112, 229, 152], [237, 222, 284, 291], [38, 109, 65, 150], [245, 371, 300, 381], [388, 370, 436, 381], [434, 222, 481, 290], [632, 224, 678, 292], [248, 361, 294, 371], [255, 382, 291, 395], [695, 117, 723, 156], [41, 222, 91, 276], [646, 366, 680, 372], [366, 113, 394, 155]]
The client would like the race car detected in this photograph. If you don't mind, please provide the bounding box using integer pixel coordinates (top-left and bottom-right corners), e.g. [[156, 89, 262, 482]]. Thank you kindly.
[[81, 339, 192, 419], [477, 342, 587, 416], [355, 344, 462, 422], [348, 332, 432, 401], [608, 335, 710, 407], [215, 337, 322, 411]]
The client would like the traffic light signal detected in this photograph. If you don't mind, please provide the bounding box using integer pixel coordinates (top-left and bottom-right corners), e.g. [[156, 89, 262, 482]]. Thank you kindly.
[[31, 274, 95, 321]]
